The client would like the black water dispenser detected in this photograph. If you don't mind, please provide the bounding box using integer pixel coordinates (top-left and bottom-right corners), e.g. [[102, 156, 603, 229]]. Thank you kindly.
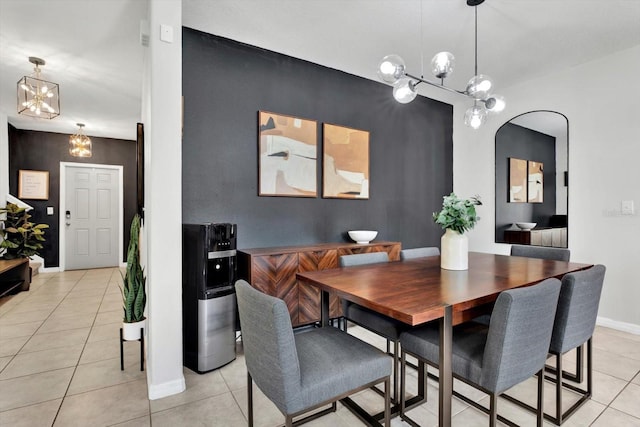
[[182, 223, 237, 373]]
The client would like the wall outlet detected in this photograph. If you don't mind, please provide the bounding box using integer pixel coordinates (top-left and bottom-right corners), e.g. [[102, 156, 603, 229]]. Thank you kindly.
[[621, 200, 635, 215], [46, 206, 54, 215]]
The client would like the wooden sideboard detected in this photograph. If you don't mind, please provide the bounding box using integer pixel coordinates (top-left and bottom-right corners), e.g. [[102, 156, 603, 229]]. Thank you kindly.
[[504, 228, 567, 248], [238, 241, 401, 327]]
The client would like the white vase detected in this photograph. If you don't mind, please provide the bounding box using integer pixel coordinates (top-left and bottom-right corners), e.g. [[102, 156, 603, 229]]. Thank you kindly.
[[441, 229, 468, 270], [122, 319, 146, 341]]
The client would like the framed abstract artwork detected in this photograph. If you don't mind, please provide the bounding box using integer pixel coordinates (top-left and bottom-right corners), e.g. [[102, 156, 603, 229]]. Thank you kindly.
[[258, 111, 318, 197], [508, 158, 527, 203], [528, 160, 543, 203], [322, 123, 370, 199]]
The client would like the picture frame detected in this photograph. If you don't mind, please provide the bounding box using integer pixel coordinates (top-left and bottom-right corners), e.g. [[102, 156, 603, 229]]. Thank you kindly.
[[136, 122, 145, 217], [18, 170, 49, 200], [508, 158, 527, 203], [322, 123, 370, 199], [528, 160, 544, 203], [258, 111, 318, 197]]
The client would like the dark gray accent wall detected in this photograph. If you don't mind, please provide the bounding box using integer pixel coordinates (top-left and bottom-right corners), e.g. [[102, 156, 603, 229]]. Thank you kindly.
[[495, 123, 557, 242], [8, 125, 137, 267], [182, 29, 453, 250]]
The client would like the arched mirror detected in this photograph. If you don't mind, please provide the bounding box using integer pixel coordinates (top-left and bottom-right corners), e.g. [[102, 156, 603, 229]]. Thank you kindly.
[[495, 111, 568, 248]]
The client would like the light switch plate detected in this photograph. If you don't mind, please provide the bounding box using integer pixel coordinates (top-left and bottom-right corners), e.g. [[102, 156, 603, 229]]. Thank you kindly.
[[621, 200, 635, 215], [160, 24, 173, 43], [47, 206, 54, 215]]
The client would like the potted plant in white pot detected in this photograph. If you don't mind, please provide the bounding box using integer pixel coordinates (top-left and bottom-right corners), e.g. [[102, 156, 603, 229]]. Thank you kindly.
[[433, 193, 482, 270], [121, 213, 146, 340]]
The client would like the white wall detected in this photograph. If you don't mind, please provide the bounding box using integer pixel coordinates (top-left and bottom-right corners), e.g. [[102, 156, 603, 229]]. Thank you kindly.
[[454, 45, 640, 331], [143, 0, 185, 399]]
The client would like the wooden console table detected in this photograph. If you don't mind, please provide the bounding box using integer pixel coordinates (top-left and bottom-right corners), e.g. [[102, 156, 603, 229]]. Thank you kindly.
[[504, 228, 567, 247], [0, 258, 31, 298], [238, 241, 401, 327]]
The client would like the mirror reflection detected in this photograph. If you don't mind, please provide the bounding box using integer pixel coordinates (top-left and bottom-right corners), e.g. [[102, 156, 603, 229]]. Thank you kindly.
[[495, 111, 568, 248]]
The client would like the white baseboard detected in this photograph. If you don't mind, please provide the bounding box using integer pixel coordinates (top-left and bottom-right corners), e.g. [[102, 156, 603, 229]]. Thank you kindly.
[[40, 266, 61, 273], [147, 376, 186, 400], [596, 316, 640, 335]]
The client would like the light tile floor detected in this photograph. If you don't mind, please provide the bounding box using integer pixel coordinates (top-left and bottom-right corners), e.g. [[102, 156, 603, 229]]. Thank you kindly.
[[1, 268, 639, 426]]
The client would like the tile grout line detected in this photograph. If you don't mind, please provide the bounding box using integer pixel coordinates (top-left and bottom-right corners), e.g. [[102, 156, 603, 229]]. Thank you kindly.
[[50, 269, 114, 427], [0, 275, 77, 377], [0, 271, 94, 416], [592, 377, 640, 425]]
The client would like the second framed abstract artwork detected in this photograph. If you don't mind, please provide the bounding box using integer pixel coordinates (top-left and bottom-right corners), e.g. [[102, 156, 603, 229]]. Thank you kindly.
[[528, 160, 543, 203], [258, 111, 317, 197], [322, 123, 370, 199]]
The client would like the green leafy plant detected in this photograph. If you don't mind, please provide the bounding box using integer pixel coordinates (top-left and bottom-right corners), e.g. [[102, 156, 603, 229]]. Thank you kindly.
[[0, 203, 49, 259], [433, 193, 482, 234], [121, 214, 146, 323]]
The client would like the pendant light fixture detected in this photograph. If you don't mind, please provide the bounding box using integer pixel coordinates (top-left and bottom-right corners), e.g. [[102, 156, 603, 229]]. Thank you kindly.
[[17, 57, 60, 119], [377, 0, 505, 129], [69, 123, 92, 157]]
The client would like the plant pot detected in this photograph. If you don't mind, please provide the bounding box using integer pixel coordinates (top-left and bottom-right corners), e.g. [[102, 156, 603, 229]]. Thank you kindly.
[[122, 319, 146, 341], [441, 229, 468, 270]]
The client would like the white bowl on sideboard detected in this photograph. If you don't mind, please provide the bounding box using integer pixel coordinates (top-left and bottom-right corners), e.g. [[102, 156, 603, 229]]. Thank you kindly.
[[348, 230, 378, 244], [515, 222, 537, 230]]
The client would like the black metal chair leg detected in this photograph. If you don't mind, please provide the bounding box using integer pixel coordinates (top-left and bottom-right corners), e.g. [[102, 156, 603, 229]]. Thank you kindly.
[[247, 372, 254, 427], [575, 344, 584, 383], [393, 340, 399, 404], [400, 350, 406, 417], [587, 338, 593, 394], [489, 393, 497, 427], [384, 377, 391, 427], [556, 353, 563, 424], [538, 370, 545, 427]]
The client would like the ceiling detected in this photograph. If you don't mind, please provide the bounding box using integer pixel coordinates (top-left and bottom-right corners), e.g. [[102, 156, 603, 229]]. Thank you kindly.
[[1, 0, 639, 141]]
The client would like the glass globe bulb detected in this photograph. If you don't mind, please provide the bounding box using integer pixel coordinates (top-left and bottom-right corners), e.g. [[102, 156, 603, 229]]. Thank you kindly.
[[393, 78, 417, 104], [431, 52, 455, 79], [464, 105, 487, 129], [485, 95, 506, 114], [466, 74, 493, 100], [377, 54, 406, 84]]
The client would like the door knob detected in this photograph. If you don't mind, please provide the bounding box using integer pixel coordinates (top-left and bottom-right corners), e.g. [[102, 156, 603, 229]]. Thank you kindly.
[[65, 210, 71, 226]]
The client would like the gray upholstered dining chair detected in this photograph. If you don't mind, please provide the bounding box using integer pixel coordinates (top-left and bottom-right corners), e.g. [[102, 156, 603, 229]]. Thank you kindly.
[[473, 244, 570, 326], [511, 244, 571, 262], [236, 280, 391, 427], [503, 264, 606, 425], [339, 252, 406, 403], [399, 246, 440, 260], [399, 278, 562, 427]]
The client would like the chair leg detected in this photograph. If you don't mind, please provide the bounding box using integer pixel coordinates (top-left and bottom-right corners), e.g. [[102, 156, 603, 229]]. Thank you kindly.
[[400, 350, 406, 417], [587, 338, 593, 395], [538, 369, 545, 427], [247, 372, 253, 427], [393, 340, 399, 404], [489, 393, 497, 427], [384, 377, 391, 427], [556, 353, 563, 424], [575, 344, 584, 383]]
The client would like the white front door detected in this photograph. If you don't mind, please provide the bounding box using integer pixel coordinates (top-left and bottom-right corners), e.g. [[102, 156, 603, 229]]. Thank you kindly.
[[63, 164, 121, 270]]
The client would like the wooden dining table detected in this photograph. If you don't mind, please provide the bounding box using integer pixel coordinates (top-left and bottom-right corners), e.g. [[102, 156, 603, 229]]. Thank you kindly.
[[296, 251, 593, 427]]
